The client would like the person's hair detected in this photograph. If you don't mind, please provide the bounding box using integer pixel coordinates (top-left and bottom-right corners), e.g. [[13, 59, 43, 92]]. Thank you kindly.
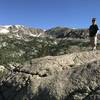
[[92, 18, 96, 21]]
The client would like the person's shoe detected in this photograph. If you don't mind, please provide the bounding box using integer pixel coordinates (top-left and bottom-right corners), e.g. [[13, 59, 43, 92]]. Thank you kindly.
[[93, 47, 96, 51]]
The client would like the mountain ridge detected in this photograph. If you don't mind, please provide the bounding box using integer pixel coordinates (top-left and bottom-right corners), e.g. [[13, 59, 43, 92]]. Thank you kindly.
[[0, 25, 90, 39]]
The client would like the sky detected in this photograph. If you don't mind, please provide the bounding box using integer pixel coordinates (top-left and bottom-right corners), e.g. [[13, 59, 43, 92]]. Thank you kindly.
[[0, 0, 100, 29]]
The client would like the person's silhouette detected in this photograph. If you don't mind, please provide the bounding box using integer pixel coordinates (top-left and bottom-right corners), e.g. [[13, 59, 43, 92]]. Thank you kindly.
[[89, 18, 99, 50]]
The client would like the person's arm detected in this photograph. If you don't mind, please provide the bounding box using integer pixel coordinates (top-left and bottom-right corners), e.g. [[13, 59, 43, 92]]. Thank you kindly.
[[97, 25, 99, 30], [88, 26, 91, 33], [97, 30, 99, 34], [96, 25, 99, 34]]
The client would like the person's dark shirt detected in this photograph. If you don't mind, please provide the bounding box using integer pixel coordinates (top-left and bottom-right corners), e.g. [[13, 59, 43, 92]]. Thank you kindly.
[[89, 24, 99, 37]]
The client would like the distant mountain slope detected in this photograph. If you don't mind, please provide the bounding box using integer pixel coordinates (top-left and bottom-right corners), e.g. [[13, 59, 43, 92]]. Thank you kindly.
[[0, 25, 46, 40], [0, 25, 99, 39], [46, 27, 89, 38], [1, 25, 99, 39], [0, 25, 89, 39]]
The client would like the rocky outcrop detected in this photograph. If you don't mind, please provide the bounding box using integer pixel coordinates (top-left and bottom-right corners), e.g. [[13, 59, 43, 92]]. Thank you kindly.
[[0, 51, 100, 100]]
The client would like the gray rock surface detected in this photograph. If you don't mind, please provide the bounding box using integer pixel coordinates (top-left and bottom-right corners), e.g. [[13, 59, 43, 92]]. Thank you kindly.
[[0, 51, 100, 100]]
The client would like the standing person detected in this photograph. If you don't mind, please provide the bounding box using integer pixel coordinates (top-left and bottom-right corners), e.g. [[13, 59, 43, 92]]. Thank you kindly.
[[89, 18, 99, 50]]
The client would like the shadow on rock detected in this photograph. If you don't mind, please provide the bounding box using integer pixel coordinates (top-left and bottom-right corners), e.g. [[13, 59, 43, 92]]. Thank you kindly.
[[32, 87, 56, 100], [0, 76, 33, 100]]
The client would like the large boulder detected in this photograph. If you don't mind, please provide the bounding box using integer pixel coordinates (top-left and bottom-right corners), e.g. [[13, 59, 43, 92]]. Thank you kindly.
[[0, 51, 100, 100]]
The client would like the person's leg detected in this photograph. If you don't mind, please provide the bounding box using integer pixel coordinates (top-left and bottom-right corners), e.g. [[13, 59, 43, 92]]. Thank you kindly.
[[93, 35, 97, 50], [89, 37, 94, 50]]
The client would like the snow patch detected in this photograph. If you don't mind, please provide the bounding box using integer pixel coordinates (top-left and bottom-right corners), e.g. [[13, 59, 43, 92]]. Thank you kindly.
[[15, 25, 25, 28], [2, 25, 12, 28], [43, 29, 46, 32], [72, 28, 76, 29], [0, 29, 9, 34], [0, 65, 5, 72]]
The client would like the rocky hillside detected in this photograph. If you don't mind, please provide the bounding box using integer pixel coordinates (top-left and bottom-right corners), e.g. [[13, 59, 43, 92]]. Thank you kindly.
[[0, 25, 46, 40], [1, 34, 100, 65], [46, 27, 89, 38], [0, 25, 100, 100], [0, 25, 91, 39], [0, 25, 99, 39]]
